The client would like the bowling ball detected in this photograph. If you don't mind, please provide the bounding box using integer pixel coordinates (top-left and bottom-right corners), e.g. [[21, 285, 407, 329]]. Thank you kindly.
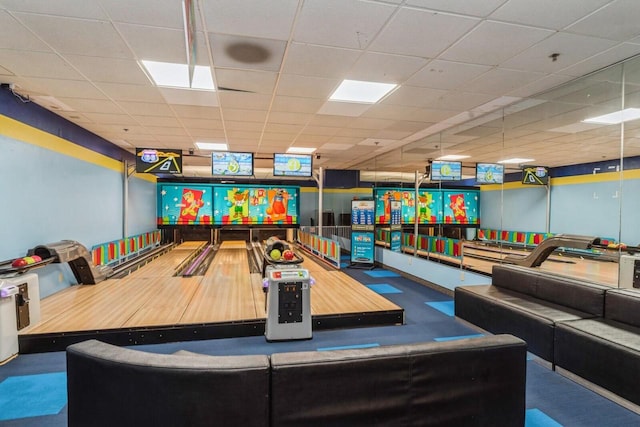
[[31, 255, 42, 262], [270, 249, 282, 260], [12, 258, 27, 268], [24, 256, 35, 264], [283, 250, 295, 261]]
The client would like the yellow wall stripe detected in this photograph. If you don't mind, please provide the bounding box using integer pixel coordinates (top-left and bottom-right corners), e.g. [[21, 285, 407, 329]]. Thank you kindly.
[[0, 114, 156, 183]]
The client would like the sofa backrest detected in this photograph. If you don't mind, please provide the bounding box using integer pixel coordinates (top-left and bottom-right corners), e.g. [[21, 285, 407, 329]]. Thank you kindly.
[[492, 264, 608, 316], [605, 289, 640, 327], [66, 340, 270, 427], [269, 334, 526, 427]]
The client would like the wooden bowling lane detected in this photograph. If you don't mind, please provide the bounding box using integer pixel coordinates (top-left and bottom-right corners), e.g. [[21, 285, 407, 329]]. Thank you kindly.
[[128, 241, 208, 277], [180, 243, 259, 323]]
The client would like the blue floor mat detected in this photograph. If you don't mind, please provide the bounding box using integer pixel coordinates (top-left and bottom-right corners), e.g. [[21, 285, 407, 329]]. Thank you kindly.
[[364, 269, 401, 278], [425, 300, 455, 316], [525, 408, 563, 427], [0, 372, 67, 421], [366, 284, 402, 294]]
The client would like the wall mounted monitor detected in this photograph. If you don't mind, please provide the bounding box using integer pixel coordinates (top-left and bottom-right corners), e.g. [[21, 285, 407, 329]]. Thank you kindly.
[[211, 151, 253, 176], [476, 163, 504, 184], [521, 165, 549, 185], [430, 160, 462, 181], [273, 153, 313, 177], [136, 148, 182, 174]]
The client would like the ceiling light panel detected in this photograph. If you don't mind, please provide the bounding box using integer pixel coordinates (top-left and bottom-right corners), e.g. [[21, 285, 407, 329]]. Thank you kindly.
[[329, 79, 397, 104]]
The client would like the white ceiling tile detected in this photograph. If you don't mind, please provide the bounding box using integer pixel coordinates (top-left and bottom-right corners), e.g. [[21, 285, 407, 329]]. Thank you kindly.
[[369, 7, 480, 58], [320, 143, 355, 150], [559, 43, 640, 77], [441, 21, 554, 66], [0, 11, 51, 51], [160, 88, 219, 107], [115, 24, 204, 65], [172, 105, 221, 120], [218, 92, 272, 110], [489, 0, 612, 30], [347, 52, 428, 83], [0, 49, 83, 79], [282, 43, 361, 78], [117, 101, 174, 117], [361, 104, 418, 120], [0, 0, 107, 19], [271, 96, 324, 113], [132, 115, 181, 127], [15, 13, 132, 58], [317, 101, 371, 117], [336, 127, 373, 138], [294, 0, 396, 49], [295, 134, 331, 144], [500, 32, 618, 73], [201, 0, 298, 40], [268, 111, 312, 124], [406, 59, 492, 90], [65, 55, 149, 84], [144, 126, 188, 137], [403, 108, 458, 122], [301, 125, 340, 136], [566, 0, 640, 41], [180, 118, 224, 130], [59, 97, 124, 114], [382, 85, 448, 108], [224, 121, 264, 131], [424, 91, 496, 111], [83, 112, 139, 125], [264, 123, 304, 134], [100, 0, 184, 28], [96, 82, 164, 102], [462, 68, 546, 95], [222, 108, 267, 122], [349, 117, 396, 129], [209, 33, 286, 72], [226, 130, 262, 140], [374, 129, 413, 139], [307, 115, 354, 127], [406, 0, 508, 17], [506, 74, 578, 98], [23, 77, 106, 98], [215, 69, 278, 94], [276, 74, 340, 99]]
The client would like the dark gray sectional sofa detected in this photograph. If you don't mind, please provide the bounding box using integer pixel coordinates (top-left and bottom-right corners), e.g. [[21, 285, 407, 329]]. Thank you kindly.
[[555, 288, 640, 406], [454, 264, 610, 362], [455, 264, 640, 407], [67, 335, 527, 427]]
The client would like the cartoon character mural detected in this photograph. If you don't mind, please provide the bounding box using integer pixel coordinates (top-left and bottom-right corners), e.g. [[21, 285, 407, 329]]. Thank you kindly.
[[227, 189, 249, 220], [417, 192, 433, 222], [449, 193, 468, 223], [266, 188, 289, 222], [179, 189, 205, 223]]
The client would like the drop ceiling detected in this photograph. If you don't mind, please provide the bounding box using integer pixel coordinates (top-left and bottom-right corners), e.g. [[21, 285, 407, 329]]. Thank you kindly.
[[2, 0, 640, 180]]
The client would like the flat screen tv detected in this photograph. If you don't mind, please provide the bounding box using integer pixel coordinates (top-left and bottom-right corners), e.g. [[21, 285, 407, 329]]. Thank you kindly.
[[430, 160, 462, 181], [211, 151, 253, 177], [135, 148, 182, 174], [476, 163, 504, 184], [273, 153, 313, 177], [521, 165, 549, 185]]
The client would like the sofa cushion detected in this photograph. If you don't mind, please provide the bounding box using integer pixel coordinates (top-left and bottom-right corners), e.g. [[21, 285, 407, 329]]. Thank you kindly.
[[605, 289, 640, 327], [67, 340, 270, 427], [555, 319, 640, 406], [270, 334, 526, 427], [492, 265, 608, 315]]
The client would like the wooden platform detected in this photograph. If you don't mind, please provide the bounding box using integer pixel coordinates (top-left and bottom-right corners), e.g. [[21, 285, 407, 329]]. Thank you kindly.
[[19, 241, 403, 353]]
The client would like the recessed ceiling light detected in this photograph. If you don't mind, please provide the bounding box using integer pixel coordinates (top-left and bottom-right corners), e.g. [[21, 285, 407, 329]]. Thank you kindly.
[[287, 146, 316, 154], [497, 158, 534, 164], [195, 142, 228, 151], [329, 79, 397, 104], [140, 60, 215, 91], [436, 155, 470, 161], [583, 108, 640, 124]]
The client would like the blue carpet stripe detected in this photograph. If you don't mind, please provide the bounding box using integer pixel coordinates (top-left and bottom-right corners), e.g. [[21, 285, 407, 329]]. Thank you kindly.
[[317, 343, 380, 351], [525, 408, 563, 427], [366, 284, 402, 294], [425, 301, 454, 316], [434, 334, 484, 342], [364, 270, 401, 278], [0, 372, 67, 421]]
